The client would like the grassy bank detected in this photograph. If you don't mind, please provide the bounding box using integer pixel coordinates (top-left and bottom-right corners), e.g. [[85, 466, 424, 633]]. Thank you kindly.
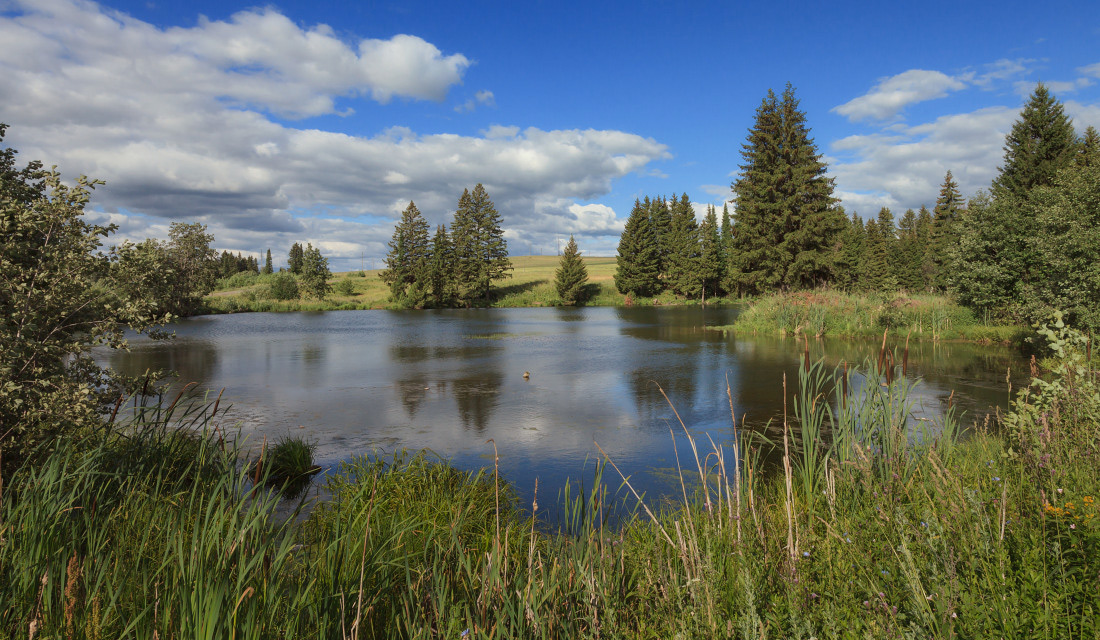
[[205, 256, 738, 312], [713, 290, 1026, 344], [3, 319, 1097, 638]]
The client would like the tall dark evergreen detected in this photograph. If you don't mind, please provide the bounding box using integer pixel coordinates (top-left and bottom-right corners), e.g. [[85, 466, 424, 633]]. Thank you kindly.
[[874, 207, 899, 291], [647, 196, 672, 279], [916, 206, 935, 291], [665, 193, 701, 297], [1079, 125, 1100, 167], [554, 235, 589, 305], [614, 199, 661, 297], [896, 208, 923, 292], [834, 211, 864, 292], [288, 242, 304, 274], [452, 184, 511, 301], [931, 171, 964, 290], [262, 249, 273, 275], [698, 205, 724, 300], [427, 224, 456, 307], [859, 218, 889, 291], [992, 83, 1078, 200], [379, 201, 431, 305], [730, 84, 841, 294]]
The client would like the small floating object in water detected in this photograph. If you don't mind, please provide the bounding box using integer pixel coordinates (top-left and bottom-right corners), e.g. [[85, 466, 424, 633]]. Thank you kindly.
[[523, 371, 530, 379]]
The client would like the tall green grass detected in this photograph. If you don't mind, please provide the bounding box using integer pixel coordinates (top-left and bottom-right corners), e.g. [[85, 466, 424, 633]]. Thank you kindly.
[[2, 316, 1098, 637]]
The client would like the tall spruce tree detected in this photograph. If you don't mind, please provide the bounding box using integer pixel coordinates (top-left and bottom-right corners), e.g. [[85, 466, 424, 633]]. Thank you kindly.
[[665, 193, 701, 297], [1079, 125, 1100, 167], [699, 205, 724, 300], [916, 205, 936, 291], [452, 184, 511, 302], [554, 235, 589, 305], [262, 249, 273, 275], [427, 224, 456, 307], [874, 207, 899, 291], [860, 218, 889, 291], [833, 210, 864, 292], [730, 84, 841, 294], [647, 196, 672, 280], [896, 208, 923, 291], [614, 199, 661, 297], [379, 201, 431, 304], [992, 83, 1078, 200], [288, 242, 304, 274], [931, 171, 964, 291]]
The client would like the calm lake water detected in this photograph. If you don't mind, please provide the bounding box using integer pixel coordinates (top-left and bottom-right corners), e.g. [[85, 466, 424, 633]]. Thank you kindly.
[[103, 306, 1028, 510]]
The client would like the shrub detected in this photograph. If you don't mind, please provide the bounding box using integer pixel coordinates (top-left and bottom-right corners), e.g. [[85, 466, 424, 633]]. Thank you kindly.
[[267, 272, 299, 300]]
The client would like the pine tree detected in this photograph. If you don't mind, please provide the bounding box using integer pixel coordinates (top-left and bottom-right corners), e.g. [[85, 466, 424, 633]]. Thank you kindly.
[[834, 210, 864, 292], [554, 235, 589, 305], [452, 184, 511, 302], [698, 205, 724, 300], [860, 218, 889, 291], [262, 249, 273, 275], [288, 242, 304, 274], [931, 171, 964, 291], [614, 199, 661, 297], [874, 207, 899, 291], [1079, 125, 1100, 167], [427, 224, 456, 307], [730, 84, 841, 293], [992, 83, 1078, 200], [916, 206, 935, 291], [379, 201, 431, 305], [896, 208, 923, 291], [299, 243, 332, 299], [648, 196, 672, 280], [665, 193, 701, 297]]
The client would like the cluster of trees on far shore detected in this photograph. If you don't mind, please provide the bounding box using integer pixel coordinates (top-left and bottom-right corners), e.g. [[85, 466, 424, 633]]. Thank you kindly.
[[380, 183, 512, 308], [615, 83, 1100, 330]]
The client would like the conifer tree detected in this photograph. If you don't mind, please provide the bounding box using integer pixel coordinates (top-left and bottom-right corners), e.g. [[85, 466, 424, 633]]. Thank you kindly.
[[931, 171, 964, 291], [380, 201, 431, 304], [614, 199, 661, 297], [992, 83, 1078, 200], [916, 206, 935, 291], [262, 249, 273, 275], [665, 193, 701, 297], [647, 196, 672, 279], [1079, 125, 1100, 167], [730, 84, 841, 293], [896, 208, 923, 291], [288, 242, 304, 274], [698, 205, 724, 299], [834, 210, 864, 292], [299, 243, 332, 299], [452, 184, 511, 302], [427, 224, 456, 307], [874, 207, 899, 291], [554, 235, 589, 305], [860, 218, 889, 291]]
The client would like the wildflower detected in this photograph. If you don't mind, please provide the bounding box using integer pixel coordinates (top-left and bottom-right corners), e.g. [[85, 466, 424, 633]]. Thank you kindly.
[[803, 551, 810, 557], [1070, 524, 1076, 529], [993, 476, 1001, 482], [951, 612, 957, 619], [921, 521, 927, 527], [461, 631, 470, 638], [1057, 488, 1063, 494]]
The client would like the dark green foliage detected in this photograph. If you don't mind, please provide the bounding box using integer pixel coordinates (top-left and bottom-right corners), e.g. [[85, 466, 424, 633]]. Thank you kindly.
[[859, 218, 889, 291], [262, 248, 273, 274], [930, 171, 964, 291], [614, 199, 661, 297], [992, 83, 1079, 200], [1079, 125, 1100, 167], [874, 207, 899, 291], [262, 436, 318, 499], [452, 184, 512, 302], [698, 205, 724, 299], [288, 242, 304, 274], [895, 208, 924, 292], [427, 224, 456, 307], [299, 243, 332, 300], [379, 201, 431, 306], [729, 84, 842, 294], [647, 195, 672, 277], [267, 272, 299, 300], [554, 235, 589, 305], [916, 205, 935, 291], [218, 250, 257, 279], [664, 193, 701, 297], [833, 210, 864, 292], [162, 222, 218, 316]]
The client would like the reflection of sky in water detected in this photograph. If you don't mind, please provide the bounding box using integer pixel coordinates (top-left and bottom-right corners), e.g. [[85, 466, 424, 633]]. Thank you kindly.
[[100, 308, 1027, 512]]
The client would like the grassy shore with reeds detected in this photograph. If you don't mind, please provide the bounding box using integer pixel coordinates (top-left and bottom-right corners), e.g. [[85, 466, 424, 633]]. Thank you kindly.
[[3, 316, 1097, 638], [712, 290, 1026, 344], [205, 256, 738, 312]]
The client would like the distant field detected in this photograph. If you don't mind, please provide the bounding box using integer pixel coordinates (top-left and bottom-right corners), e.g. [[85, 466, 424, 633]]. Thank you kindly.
[[204, 255, 690, 312]]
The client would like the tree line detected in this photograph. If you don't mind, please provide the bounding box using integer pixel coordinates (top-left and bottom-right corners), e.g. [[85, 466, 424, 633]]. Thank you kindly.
[[380, 183, 512, 308], [614, 82, 1100, 330]]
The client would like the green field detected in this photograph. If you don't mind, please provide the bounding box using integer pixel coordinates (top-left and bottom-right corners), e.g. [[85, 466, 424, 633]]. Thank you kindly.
[[205, 255, 734, 312]]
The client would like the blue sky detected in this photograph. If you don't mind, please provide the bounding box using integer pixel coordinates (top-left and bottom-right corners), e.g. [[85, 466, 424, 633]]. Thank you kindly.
[[3, 0, 1099, 268]]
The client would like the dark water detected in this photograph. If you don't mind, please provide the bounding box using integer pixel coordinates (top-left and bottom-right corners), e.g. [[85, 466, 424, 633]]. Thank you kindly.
[[102, 307, 1027, 510]]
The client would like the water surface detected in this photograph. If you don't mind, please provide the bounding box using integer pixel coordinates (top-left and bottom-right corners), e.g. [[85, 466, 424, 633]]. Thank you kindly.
[[103, 307, 1027, 508]]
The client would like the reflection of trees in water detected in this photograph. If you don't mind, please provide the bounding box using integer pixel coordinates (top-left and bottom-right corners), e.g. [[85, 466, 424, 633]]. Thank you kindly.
[[107, 339, 219, 387], [614, 306, 736, 345], [452, 371, 503, 432]]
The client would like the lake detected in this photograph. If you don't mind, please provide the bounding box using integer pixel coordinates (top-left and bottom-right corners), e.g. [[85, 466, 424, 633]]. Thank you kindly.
[[102, 306, 1028, 511]]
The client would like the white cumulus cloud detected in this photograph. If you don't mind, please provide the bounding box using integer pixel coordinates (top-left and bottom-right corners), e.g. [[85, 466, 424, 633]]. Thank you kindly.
[[833, 70, 967, 122]]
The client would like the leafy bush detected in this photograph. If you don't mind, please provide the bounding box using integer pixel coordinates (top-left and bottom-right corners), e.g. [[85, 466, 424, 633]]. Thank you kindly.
[[333, 278, 356, 296], [267, 272, 299, 300]]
